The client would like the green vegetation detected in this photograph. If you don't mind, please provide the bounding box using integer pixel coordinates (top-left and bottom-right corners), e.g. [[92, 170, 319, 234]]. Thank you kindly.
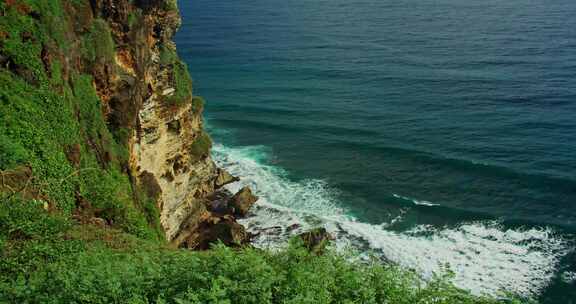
[[168, 62, 193, 105], [128, 10, 142, 29], [0, 1, 522, 303], [189, 131, 213, 162], [0, 196, 515, 303], [81, 18, 116, 63], [165, 60, 193, 105], [164, 0, 178, 12], [0, 0, 161, 239], [160, 44, 179, 66], [191, 95, 206, 113], [159, 44, 194, 105]]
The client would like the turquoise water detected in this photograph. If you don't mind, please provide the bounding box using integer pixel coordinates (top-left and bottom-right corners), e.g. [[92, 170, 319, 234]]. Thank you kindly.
[[175, 0, 576, 301]]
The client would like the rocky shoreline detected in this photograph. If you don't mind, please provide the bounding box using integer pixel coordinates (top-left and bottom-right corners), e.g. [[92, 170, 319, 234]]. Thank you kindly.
[[172, 169, 259, 249]]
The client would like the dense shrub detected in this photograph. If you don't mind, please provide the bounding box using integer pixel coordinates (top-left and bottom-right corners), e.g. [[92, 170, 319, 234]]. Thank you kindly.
[[158, 44, 194, 105], [0, 198, 513, 303], [165, 60, 194, 105], [0, 227, 514, 304], [164, 0, 178, 12], [82, 18, 116, 63], [189, 131, 213, 162], [0, 197, 84, 276], [191, 96, 205, 113], [0, 196, 513, 303]]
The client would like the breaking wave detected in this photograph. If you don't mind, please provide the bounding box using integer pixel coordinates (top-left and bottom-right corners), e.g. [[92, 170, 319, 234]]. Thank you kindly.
[[392, 193, 441, 207], [212, 143, 570, 297]]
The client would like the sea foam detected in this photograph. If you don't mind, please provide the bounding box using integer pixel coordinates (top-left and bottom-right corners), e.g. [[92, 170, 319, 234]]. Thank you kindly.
[[212, 143, 570, 297], [392, 193, 441, 206]]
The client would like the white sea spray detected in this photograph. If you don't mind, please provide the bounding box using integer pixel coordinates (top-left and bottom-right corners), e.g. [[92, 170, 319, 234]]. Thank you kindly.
[[212, 143, 569, 297]]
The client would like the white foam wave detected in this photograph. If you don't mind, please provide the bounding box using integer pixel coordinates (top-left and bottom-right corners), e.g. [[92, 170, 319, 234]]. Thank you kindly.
[[212, 143, 570, 297], [393, 193, 441, 207], [561, 271, 576, 284]]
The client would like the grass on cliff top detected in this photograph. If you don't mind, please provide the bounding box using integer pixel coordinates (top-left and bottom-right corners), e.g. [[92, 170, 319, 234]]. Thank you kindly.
[[0, 197, 521, 304]]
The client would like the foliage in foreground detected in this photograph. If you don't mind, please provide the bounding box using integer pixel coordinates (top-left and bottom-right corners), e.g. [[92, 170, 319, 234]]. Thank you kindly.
[[0, 198, 520, 304]]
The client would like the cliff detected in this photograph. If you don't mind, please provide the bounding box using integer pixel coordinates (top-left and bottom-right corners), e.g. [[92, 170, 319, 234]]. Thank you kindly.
[[0, 1, 516, 303], [0, 0, 251, 248]]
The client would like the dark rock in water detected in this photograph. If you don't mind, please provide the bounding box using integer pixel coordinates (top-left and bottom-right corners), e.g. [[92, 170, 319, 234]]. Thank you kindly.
[[298, 228, 334, 255], [214, 168, 239, 189], [287, 223, 302, 232], [230, 186, 258, 217], [178, 217, 250, 250], [175, 186, 256, 250]]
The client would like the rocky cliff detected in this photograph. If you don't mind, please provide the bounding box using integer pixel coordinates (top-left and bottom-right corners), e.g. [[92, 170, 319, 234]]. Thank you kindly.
[[0, 0, 253, 248]]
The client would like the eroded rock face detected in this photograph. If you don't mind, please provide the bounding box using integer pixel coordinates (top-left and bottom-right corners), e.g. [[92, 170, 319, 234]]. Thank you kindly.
[[85, 1, 259, 246], [126, 5, 219, 241], [132, 94, 218, 240], [171, 186, 259, 250], [176, 216, 249, 250], [298, 228, 334, 255], [214, 168, 239, 189], [85, 1, 220, 242]]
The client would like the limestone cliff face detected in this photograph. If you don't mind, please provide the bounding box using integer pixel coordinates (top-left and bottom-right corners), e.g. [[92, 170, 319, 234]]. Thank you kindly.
[[90, 0, 219, 242], [128, 5, 218, 243]]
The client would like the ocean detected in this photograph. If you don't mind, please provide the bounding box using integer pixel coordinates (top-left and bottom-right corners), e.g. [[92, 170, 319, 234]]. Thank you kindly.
[[174, 0, 576, 302]]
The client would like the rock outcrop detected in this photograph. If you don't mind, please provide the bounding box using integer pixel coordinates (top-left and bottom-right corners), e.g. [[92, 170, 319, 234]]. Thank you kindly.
[[230, 186, 258, 217], [298, 228, 334, 255], [83, 1, 247, 243], [173, 186, 259, 250], [175, 214, 250, 250], [214, 168, 240, 189], [76, 0, 220, 242]]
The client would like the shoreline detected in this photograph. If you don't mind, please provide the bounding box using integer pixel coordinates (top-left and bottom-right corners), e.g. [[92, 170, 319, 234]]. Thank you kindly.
[[211, 140, 571, 298]]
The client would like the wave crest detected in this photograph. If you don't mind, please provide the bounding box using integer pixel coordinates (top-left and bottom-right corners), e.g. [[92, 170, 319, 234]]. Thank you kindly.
[[212, 143, 570, 297]]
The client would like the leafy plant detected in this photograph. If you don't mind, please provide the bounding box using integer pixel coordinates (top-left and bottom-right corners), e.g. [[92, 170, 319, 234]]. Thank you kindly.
[[189, 131, 212, 162]]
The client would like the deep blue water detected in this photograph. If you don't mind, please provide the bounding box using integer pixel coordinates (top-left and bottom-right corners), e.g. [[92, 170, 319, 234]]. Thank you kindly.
[[175, 0, 576, 302]]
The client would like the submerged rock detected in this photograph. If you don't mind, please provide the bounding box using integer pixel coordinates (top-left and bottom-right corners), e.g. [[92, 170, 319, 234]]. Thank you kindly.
[[230, 186, 258, 217]]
